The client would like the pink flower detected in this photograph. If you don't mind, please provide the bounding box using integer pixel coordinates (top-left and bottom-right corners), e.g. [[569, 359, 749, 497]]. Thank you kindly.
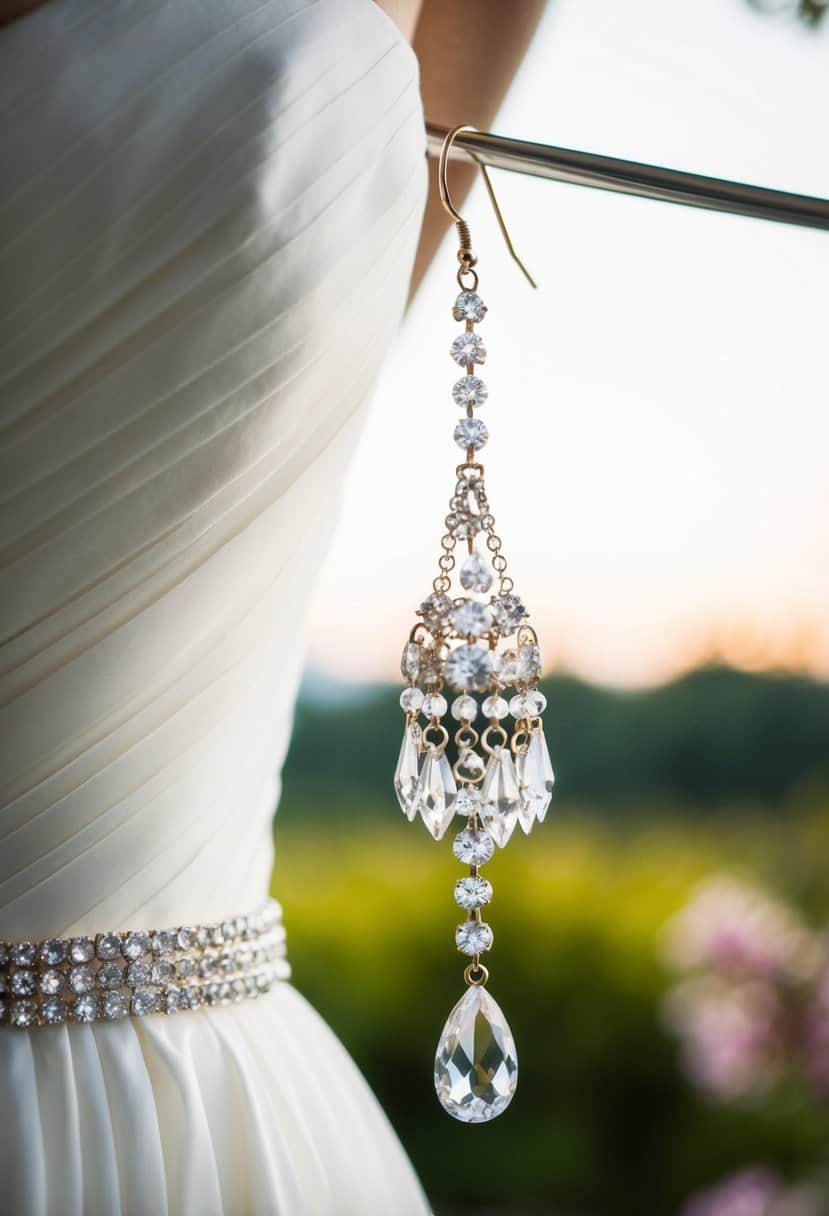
[[663, 878, 820, 985], [683, 1168, 824, 1216], [664, 976, 785, 1099]]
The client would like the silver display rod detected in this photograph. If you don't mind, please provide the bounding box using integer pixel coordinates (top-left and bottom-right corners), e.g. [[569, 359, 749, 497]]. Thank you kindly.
[[426, 122, 829, 231]]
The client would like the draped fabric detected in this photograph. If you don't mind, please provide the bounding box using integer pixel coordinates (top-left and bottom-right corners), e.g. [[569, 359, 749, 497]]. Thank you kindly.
[[0, 1, 430, 1211]]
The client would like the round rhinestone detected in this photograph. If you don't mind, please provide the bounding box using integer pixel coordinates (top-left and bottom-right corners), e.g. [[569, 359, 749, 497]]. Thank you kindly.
[[98, 963, 125, 990], [452, 375, 488, 409], [131, 987, 159, 1016], [177, 957, 196, 980], [455, 921, 494, 955], [123, 932, 152, 961], [418, 592, 453, 632], [0, 944, 7, 965], [10, 970, 36, 998], [69, 965, 95, 994], [40, 939, 66, 965], [399, 687, 424, 713], [73, 994, 99, 1023], [151, 960, 175, 985], [451, 600, 493, 638], [10, 943, 37, 968], [164, 987, 181, 1013], [421, 693, 447, 719], [10, 1000, 37, 1027], [454, 876, 493, 910], [198, 955, 217, 978], [454, 417, 489, 452], [177, 928, 197, 951], [103, 992, 128, 1020], [41, 997, 68, 1025], [493, 644, 542, 688], [69, 937, 94, 964], [95, 933, 121, 961], [126, 961, 151, 986], [452, 291, 487, 323], [491, 594, 527, 636], [510, 690, 547, 718], [454, 788, 481, 816], [450, 331, 486, 367], [451, 695, 477, 722], [482, 694, 509, 720], [153, 931, 176, 955], [452, 829, 495, 867], [40, 969, 64, 996], [445, 644, 492, 693]]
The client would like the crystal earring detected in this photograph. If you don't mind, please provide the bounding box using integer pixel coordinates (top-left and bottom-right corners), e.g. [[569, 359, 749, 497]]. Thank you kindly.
[[395, 126, 553, 1123]]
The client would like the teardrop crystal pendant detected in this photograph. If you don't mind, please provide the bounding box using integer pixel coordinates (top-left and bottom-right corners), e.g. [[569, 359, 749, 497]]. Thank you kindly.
[[434, 985, 518, 1123], [516, 729, 555, 829], [394, 723, 421, 820], [413, 747, 457, 840], [479, 747, 520, 847]]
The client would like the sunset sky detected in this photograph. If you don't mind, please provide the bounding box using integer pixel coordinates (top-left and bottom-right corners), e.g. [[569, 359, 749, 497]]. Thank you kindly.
[[307, 0, 829, 689]]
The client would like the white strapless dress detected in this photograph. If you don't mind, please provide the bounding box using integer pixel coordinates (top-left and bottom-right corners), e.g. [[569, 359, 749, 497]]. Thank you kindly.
[[0, 1, 429, 1212]]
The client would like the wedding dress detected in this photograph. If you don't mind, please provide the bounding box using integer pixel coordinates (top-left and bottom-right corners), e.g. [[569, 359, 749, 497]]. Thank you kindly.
[[0, 1, 430, 1212]]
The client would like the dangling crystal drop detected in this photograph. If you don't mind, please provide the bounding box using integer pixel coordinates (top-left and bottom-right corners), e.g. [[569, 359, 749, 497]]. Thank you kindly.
[[517, 730, 555, 828], [414, 748, 457, 840], [434, 985, 518, 1123], [479, 747, 520, 847], [459, 552, 493, 593], [394, 724, 421, 820]]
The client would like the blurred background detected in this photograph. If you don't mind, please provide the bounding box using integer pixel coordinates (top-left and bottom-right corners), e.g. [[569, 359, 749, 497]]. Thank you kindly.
[[273, 1, 829, 1212]]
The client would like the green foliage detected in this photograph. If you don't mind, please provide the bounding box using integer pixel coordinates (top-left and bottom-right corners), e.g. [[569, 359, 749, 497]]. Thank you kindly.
[[273, 809, 829, 1216]]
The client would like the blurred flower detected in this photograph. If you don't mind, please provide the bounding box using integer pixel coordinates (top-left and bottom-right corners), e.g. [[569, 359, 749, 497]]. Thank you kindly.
[[682, 1167, 825, 1216], [802, 954, 829, 1097], [664, 976, 785, 1099], [662, 876, 829, 1102], [662, 877, 820, 985]]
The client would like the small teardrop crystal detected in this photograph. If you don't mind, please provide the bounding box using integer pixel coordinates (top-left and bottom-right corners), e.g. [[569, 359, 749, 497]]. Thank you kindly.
[[413, 748, 457, 840], [394, 724, 421, 820], [459, 552, 493, 593], [517, 729, 555, 829], [434, 985, 518, 1123], [479, 747, 520, 847]]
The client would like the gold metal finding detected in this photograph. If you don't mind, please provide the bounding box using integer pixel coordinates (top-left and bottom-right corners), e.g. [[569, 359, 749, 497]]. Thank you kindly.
[[464, 961, 490, 987], [438, 124, 538, 290]]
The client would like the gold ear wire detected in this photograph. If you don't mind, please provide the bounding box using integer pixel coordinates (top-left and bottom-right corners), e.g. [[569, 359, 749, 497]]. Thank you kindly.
[[438, 124, 538, 290]]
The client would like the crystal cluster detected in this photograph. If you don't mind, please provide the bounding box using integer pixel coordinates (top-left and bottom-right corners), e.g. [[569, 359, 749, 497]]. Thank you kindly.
[[0, 902, 289, 1028], [393, 283, 555, 1123]]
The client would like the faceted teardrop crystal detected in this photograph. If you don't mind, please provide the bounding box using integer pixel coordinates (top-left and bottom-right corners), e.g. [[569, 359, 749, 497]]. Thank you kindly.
[[434, 985, 518, 1123], [479, 747, 520, 848], [460, 552, 493, 593], [394, 724, 421, 820], [517, 729, 555, 829], [413, 748, 457, 840]]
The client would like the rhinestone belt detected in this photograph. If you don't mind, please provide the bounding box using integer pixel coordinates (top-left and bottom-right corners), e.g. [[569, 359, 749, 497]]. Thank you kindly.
[[0, 900, 289, 1029]]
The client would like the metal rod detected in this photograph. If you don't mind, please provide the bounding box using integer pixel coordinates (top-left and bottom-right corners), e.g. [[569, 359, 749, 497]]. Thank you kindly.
[[426, 122, 829, 231]]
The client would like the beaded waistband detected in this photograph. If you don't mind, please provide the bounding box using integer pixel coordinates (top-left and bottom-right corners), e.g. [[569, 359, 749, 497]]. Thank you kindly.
[[0, 900, 289, 1029]]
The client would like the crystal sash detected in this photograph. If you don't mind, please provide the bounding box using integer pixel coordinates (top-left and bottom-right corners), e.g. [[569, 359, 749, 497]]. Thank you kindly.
[[0, 900, 288, 1028]]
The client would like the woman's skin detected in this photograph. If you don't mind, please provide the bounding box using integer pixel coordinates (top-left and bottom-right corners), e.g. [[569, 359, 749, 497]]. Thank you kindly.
[[0, 0, 547, 297]]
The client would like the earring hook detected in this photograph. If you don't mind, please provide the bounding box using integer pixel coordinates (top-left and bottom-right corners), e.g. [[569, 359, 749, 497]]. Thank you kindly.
[[438, 124, 537, 290]]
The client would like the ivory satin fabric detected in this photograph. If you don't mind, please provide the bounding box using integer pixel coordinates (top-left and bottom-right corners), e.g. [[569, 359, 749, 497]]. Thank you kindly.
[[0, 1, 430, 1212]]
